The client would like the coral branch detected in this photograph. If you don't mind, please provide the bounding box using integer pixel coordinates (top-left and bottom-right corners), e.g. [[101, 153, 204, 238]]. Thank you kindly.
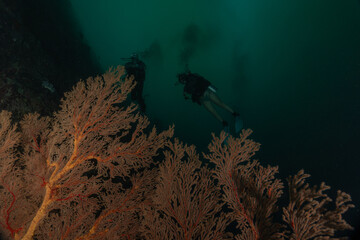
[[0, 180, 23, 238]]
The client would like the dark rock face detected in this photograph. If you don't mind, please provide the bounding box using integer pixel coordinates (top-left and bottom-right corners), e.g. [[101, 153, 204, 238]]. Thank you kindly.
[[0, 0, 101, 122]]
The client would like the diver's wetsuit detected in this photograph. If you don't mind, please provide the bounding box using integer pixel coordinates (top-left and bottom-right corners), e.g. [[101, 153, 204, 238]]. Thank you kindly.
[[125, 58, 146, 112], [182, 73, 211, 105]]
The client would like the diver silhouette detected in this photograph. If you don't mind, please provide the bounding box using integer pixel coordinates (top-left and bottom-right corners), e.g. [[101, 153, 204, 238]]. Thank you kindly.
[[124, 53, 146, 112], [177, 68, 242, 134]]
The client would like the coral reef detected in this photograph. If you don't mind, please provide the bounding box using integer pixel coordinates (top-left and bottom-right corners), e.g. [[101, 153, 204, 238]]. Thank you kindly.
[[0, 67, 354, 239]]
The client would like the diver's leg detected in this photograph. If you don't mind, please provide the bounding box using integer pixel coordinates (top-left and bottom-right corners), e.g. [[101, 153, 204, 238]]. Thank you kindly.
[[207, 91, 235, 114], [207, 90, 242, 133], [138, 98, 146, 112], [202, 100, 225, 123], [137, 80, 146, 112], [131, 83, 139, 100], [130, 78, 146, 112]]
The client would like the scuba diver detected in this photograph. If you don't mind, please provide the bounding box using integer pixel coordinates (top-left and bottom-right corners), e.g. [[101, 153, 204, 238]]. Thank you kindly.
[[177, 68, 242, 134], [124, 53, 146, 112]]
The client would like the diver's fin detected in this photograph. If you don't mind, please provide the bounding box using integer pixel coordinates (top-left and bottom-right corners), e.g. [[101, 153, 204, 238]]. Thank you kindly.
[[234, 114, 243, 135]]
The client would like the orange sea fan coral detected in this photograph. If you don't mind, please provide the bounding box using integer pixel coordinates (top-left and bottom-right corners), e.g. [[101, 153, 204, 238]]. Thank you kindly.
[[0, 67, 354, 240], [0, 66, 173, 240]]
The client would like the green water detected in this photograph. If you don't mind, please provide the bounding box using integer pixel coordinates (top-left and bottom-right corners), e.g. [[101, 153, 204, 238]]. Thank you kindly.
[[69, 0, 360, 229]]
